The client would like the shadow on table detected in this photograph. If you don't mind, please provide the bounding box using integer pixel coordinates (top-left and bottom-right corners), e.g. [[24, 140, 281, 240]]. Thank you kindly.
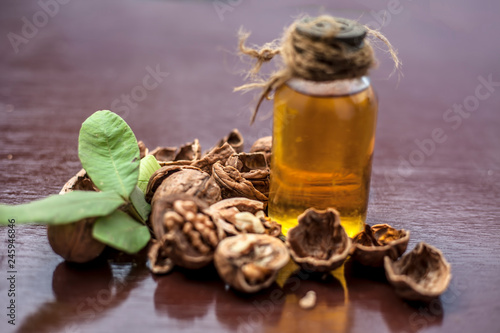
[[15, 250, 150, 333]]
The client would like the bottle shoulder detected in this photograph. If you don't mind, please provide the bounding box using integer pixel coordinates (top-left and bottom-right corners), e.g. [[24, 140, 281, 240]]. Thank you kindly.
[[284, 76, 371, 97]]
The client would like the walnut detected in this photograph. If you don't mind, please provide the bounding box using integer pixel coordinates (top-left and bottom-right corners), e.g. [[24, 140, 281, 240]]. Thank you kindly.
[[145, 165, 221, 206], [350, 224, 409, 267], [286, 208, 351, 272], [209, 198, 281, 237], [212, 162, 268, 202], [214, 234, 289, 293], [59, 168, 98, 192], [250, 136, 272, 166], [226, 152, 269, 196], [47, 169, 105, 263], [211, 128, 244, 153], [149, 194, 225, 272], [299, 291, 317, 310], [384, 242, 452, 302]]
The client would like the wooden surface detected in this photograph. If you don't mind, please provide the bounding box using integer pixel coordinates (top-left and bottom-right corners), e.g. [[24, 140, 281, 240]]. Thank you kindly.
[[1, 0, 500, 332]]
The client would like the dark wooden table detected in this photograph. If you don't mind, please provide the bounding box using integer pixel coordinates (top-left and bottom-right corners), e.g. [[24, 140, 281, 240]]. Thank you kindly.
[[1, 1, 499, 332]]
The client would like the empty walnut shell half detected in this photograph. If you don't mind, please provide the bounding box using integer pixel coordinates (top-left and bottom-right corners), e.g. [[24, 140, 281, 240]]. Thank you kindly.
[[384, 242, 452, 302], [145, 165, 220, 205], [350, 224, 410, 267], [47, 169, 105, 263], [149, 194, 225, 272], [214, 234, 289, 293], [226, 152, 270, 196], [286, 208, 351, 272], [250, 136, 272, 166]]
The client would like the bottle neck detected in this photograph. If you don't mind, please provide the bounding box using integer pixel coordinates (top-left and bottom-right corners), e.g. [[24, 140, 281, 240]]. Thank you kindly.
[[285, 76, 371, 97]]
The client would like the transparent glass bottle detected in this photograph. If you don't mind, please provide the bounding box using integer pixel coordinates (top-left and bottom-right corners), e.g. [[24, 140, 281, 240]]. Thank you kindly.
[[268, 76, 378, 237]]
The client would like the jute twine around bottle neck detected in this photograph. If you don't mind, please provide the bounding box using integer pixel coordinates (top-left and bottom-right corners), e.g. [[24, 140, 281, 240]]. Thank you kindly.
[[234, 15, 401, 124]]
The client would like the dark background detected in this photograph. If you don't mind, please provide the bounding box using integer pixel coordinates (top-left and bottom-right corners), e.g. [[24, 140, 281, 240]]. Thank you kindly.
[[0, 1, 499, 332]]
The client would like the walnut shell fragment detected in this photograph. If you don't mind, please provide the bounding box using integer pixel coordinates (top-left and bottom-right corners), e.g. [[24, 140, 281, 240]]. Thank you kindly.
[[145, 165, 221, 205], [209, 198, 281, 237], [138, 140, 148, 159], [226, 152, 270, 196], [214, 234, 289, 293], [150, 146, 177, 162], [149, 194, 225, 271], [149, 139, 201, 163], [212, 128, 244, 153], [47, 169, 105, 263], [286, 208, 351, 272], [384, 242, 452, 302], [350, 224, 410, 267], [176, 139, 202, 161], [192, 142, 236, 175], [212, 162, 268, 202], [250, 136, 272, 166]]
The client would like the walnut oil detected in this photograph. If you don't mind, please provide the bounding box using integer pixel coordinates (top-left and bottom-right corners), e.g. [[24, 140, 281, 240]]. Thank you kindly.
[[268, 77, 378, 237]]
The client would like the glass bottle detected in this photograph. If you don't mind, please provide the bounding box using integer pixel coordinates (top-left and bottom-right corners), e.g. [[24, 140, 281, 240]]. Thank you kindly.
[[268, 39, 378, 237]]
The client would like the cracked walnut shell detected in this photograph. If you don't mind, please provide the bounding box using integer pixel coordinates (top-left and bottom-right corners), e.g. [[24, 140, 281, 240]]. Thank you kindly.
[[286, 208, 351, 272], [214, 234, 289, 293], [226, 152, 270, 196], [209, 198, 281, 237], [149, 139, 201, 163], [250, 136, 272, 166], [212, 162, 267, 202], [350, 224, 410, 267], [384, 242, 452, 302], [149, 194, 225, 272]]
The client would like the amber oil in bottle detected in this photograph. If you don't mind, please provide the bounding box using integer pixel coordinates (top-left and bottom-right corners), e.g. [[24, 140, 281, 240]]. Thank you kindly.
[[268, 77, 378, 237]]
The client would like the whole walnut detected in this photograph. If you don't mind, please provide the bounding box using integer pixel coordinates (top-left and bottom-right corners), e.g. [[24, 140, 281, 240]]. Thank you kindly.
[[47, 169, 105, 263], [146, 165, 221, 205]]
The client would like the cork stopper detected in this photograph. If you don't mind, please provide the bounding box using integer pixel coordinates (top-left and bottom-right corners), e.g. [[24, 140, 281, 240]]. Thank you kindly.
[[295, 17, 367, 49]]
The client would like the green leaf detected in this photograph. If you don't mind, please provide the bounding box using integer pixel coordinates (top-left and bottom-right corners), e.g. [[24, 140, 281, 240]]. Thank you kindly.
[[78, 110, 140, 199], [137, 155, 161, 193], [129, 185, 151, 222], [93, 210, 151, 254], [0, 191, 125, 225]]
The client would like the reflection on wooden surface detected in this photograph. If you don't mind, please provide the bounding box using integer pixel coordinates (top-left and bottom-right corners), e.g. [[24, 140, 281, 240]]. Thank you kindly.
[[16, 252, 149, 333]]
